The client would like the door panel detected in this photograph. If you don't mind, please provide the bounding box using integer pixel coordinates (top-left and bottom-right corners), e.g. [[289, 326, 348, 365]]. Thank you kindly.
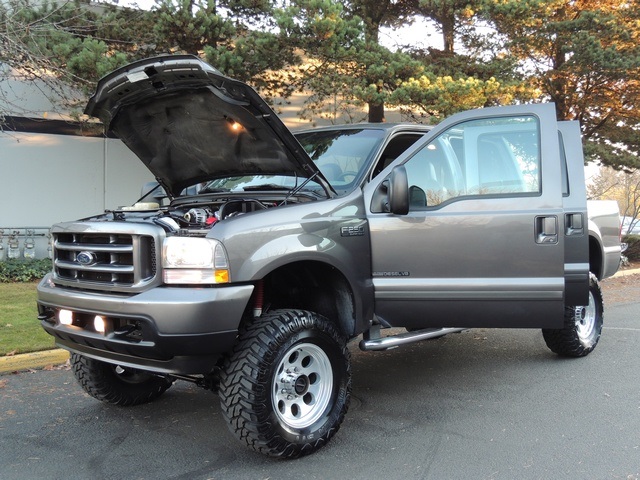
[[364, 103, 566, 329], [558, 121, 589, 306]]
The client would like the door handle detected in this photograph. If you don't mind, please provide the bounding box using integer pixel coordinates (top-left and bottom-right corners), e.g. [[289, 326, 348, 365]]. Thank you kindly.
[[536, 216, 558, 244], [565, 212, 584, 236]]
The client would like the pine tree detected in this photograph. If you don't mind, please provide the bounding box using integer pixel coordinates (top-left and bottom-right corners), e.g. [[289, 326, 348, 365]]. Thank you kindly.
[[483, 0, 640, 170]]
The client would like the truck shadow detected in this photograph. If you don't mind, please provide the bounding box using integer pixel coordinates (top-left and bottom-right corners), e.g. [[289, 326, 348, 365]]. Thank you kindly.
[[41, 328, 595, 479]]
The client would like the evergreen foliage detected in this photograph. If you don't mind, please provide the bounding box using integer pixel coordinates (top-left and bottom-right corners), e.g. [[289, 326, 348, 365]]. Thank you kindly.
[[623, 235, 640, 262], [481, 0, 640, 170], [1, 0, 640, 170], [0, 259, 53, 283]]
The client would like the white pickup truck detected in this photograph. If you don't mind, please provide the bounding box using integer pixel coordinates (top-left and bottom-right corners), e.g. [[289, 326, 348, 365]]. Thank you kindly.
[[588, 199, 624, 278]]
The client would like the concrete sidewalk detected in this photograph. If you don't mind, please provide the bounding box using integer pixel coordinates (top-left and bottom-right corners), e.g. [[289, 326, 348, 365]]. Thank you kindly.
[[2, 267, 639, 374]]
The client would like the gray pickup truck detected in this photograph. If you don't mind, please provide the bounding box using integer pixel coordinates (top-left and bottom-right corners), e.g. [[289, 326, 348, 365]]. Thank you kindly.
[[37, 55, 621, 458]]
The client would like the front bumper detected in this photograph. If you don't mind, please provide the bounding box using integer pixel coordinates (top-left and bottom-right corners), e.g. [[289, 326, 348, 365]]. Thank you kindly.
[[37, 274, 254, 374]]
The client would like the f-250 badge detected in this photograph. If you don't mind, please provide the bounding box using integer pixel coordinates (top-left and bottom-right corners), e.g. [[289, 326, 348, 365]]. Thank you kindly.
[[340, 225, 365, 237]]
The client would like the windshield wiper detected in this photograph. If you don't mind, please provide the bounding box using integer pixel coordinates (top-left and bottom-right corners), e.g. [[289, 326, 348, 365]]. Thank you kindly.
[[243, 184, 291, 191], [199, 186, 231, 194]]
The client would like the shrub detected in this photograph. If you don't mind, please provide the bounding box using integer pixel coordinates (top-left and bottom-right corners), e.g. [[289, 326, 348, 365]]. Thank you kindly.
[[0, 259, 53, 283], [622, 235, 640, 262]]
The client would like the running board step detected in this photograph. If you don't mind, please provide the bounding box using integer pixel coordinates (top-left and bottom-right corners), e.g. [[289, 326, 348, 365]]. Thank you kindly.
[[359, 327, 466, 351]]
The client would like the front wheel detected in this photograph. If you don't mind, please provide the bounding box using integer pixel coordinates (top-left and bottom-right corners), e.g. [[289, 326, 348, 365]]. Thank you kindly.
[[219, 310, 351, 458], [542, 273, 603, 357], [71, 354, 173, 406]]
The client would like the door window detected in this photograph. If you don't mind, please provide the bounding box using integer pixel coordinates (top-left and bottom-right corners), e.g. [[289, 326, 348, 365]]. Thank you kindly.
[[403, 116, 541, 209]]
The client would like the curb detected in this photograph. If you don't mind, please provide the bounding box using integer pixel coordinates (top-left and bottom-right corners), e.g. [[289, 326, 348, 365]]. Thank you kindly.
[[612, 267, 640, 278], [0, 349, 69, 374]]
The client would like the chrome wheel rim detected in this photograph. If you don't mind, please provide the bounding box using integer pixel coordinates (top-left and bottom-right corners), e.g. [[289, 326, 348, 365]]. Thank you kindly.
[[575, 291, 597, 340], [272, 342, 333, 429]]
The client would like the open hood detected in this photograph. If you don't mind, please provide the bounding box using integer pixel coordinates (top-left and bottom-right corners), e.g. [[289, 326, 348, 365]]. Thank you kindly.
[[85, 55, 331, 198]]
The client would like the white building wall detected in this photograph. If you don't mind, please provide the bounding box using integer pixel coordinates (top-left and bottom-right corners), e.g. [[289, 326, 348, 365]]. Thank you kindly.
[[0, 131, 153, 259], [103, 138, 155, 210]]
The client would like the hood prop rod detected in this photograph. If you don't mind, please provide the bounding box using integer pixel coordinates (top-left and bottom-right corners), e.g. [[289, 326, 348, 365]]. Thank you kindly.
[[279, 171, 329, 205]]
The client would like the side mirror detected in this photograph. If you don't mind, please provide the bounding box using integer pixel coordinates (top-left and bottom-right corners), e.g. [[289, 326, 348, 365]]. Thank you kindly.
[[387, 165, 409, 215]]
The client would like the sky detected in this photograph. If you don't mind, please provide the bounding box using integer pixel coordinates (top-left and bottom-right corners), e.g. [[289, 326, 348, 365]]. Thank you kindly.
[[380, 19, 442, 52]]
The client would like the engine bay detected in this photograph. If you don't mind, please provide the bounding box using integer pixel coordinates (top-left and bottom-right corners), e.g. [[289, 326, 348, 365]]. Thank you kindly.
[[168, 198, 274, 229], [107, 194, 308, 234]]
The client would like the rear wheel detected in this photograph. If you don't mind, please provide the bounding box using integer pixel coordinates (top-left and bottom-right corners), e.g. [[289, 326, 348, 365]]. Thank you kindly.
[[71, 354, 172, 406], [219, 309, 351, 458], [542, 273, 603, 357]]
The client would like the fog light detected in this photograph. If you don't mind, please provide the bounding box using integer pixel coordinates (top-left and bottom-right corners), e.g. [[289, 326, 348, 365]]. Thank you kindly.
[[94, 316, 106, 334], [59, 309, 73, 326]]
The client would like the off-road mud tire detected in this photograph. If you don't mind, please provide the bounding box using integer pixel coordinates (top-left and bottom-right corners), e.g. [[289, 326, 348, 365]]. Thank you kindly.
[[71, 353, 172, 406], [542, 273, 604, 357], [219, 309, 351, 458]]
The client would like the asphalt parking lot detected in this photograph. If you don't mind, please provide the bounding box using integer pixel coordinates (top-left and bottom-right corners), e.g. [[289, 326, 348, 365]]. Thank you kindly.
[[2, 292, 640, 480], [3, 266, 640, 480]]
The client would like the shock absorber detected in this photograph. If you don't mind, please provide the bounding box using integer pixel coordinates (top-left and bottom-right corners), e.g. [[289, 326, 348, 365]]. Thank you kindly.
[[253, 279, 264, 318]]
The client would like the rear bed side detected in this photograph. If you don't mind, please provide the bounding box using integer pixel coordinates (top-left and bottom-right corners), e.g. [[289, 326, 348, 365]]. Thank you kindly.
[[587, 199, 622, 280]]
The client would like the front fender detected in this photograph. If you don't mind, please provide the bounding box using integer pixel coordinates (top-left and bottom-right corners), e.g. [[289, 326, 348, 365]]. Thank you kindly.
[[210, 190, 374, 331], [236, 227, 365, 280]]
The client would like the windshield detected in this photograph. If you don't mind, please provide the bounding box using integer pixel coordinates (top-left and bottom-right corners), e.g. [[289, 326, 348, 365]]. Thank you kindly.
[[200, 128, 386, 194]]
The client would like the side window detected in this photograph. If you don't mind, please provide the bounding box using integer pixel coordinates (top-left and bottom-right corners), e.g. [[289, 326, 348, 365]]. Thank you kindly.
[[403, 115, 541, 209], [403, 137, 461, 208], [558, 131, 569, 196], [371, 133, 424, 178]]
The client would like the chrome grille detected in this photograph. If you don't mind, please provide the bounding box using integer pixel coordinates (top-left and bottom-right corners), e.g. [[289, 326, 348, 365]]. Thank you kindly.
[[54, 232, 156, 287]]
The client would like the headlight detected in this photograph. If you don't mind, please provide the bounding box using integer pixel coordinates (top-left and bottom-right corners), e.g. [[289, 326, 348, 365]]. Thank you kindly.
[[162, 237, 230, 284]]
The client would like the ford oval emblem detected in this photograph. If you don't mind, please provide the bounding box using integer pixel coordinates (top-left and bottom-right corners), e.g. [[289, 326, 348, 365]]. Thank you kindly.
[[77, 251, 97, 266]]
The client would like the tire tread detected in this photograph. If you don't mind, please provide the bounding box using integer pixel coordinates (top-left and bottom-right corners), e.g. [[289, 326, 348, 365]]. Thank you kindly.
[[542, 273, 604, 357], [71, 354, 172, 406], [218, 309, 351, 458]]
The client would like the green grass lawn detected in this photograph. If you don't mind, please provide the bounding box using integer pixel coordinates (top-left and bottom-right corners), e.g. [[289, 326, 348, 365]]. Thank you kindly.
[[0, 282, 55, 355]]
